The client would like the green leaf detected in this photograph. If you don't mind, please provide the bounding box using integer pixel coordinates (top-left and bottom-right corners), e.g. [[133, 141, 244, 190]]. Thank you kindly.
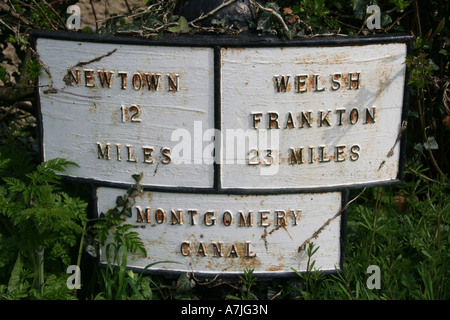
[[438, 49, 448, 56], [266, 2, 280, 12], [211, 18, 227, 28], [116, 196, 126, 207], [256, 12, 273, 31], [168, 16, 191, 34], [3, 177, 26, 193], [131, 173, 143, 183], [178, 16, 191, 32], [423, 136, 438, 150], [137, 277, 153, 300], [23, 60, 42, 81], [81, 26, 94, 34], [121, 207, 132, 217], [0, 66, 10, 84], [414, 143, 424, 153], [435, 17, 445, 34], [127, 197, 136, 207], [351, 0, 367, 19], [7, 254, 22, 294], [122, 231, 146, 256], [40, 158, 78, 172], [176, 273, 195, 293], [283, 28, 296, 40], [109, 207, 121, 217], [29, 158, 78, 185], [381, 13, 392, 27], [126, 277, 144, 299]]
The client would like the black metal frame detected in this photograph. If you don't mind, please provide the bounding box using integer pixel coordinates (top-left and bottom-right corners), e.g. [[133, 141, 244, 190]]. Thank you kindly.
[[30, 30, 412, 279]]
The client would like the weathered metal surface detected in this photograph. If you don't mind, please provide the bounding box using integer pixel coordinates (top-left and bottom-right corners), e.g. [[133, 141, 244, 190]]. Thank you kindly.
[[36, 38, 215, 188], [35, 33, 409, 192], [220, 43, 408, 190], [96, 187, 344, 276], [33, 31, 410, 277]]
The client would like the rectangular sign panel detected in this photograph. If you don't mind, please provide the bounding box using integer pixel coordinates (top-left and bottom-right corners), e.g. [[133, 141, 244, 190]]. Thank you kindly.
[[220, 43, 408, 190], [36, 38, 215, 188], [35, 33, 410, 192], [96, 187, 345, 276]]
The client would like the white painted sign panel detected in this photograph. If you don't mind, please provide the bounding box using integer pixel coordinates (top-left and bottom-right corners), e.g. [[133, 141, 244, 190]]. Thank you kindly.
[[35, 34, 410, 192], [220, 43, 407, 190], [96, 187, 344, 276], [36, 38, 215, 188]]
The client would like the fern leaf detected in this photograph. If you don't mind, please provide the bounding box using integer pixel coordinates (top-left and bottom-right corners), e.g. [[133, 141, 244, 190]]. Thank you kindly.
[[30, 158, 78, 184], [123, 231, 147, 257], [38, 158, 78, 172], [0, 157, 11, 175], [3, 177, 26, 193]]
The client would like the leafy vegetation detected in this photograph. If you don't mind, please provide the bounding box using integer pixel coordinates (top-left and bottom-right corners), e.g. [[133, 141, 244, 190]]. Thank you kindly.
[[0, 156, 87, 299], [0, 0, 448, 300]]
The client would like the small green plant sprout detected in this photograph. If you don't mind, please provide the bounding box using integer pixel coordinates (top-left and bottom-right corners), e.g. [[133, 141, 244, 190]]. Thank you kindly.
[[292, 242, 327, 299], [226, 268, 258, 300]]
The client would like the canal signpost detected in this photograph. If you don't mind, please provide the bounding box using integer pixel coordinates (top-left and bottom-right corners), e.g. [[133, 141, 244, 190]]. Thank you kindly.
[[33, 30, 411, 277]]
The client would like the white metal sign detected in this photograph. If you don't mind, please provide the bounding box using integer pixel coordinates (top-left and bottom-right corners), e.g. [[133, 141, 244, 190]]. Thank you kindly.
[[96, 187, 344, 276], [36, 38, 215, 188], [33, 31, 411, 277], [35, 35, 410, 192], [220, 44, 407, 190]]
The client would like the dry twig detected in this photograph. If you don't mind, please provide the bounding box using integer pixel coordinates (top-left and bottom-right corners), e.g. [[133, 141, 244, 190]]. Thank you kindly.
[[250, 0, 289, 31], [188, 0, 237, 26], [298, 188, 367, 252]]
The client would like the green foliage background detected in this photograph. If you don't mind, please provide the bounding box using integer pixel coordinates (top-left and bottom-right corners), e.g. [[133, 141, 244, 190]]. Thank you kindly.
[[0, 0, 448, 300]]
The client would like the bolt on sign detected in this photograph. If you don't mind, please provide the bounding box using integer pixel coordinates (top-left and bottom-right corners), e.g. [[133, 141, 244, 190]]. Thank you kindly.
[[32, 31, 411, 277]]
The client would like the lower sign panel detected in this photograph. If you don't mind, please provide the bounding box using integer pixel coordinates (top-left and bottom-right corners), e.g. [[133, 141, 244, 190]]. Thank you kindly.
[[96, 188, 345, 277]]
